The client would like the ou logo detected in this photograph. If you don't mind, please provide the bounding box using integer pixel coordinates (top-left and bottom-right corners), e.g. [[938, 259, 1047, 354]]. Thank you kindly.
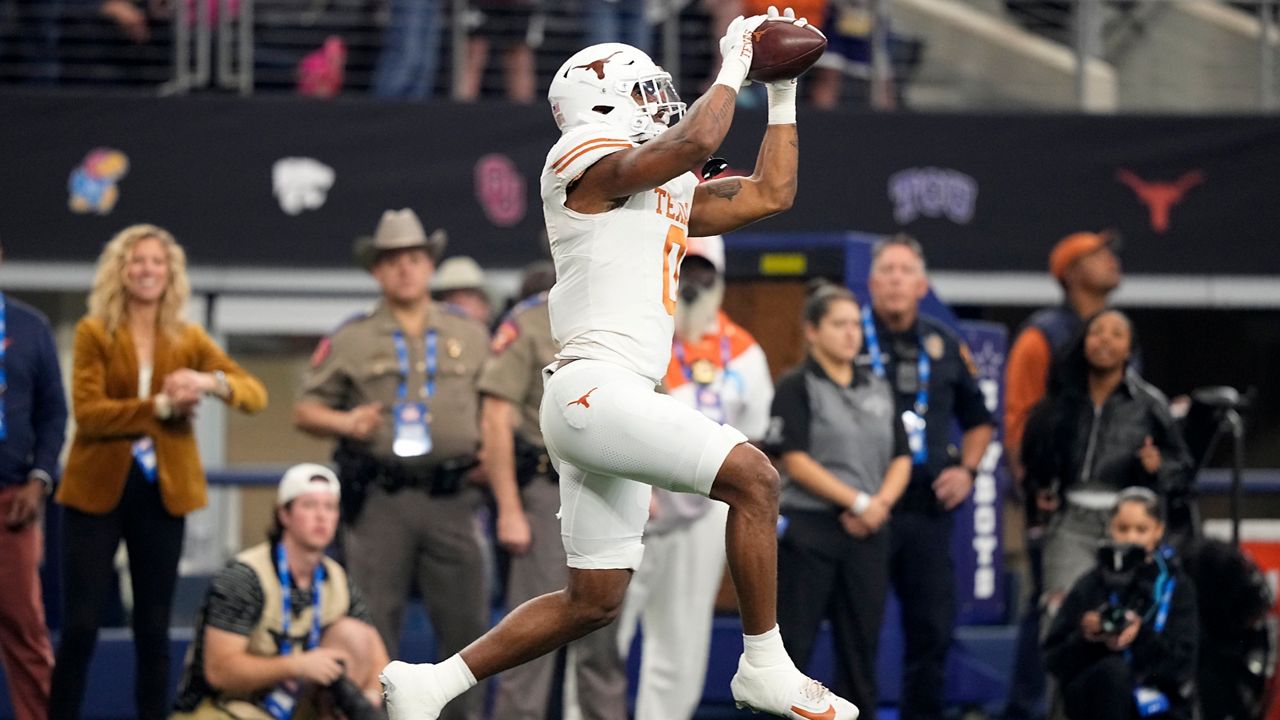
[[474, 154, 526, 227]]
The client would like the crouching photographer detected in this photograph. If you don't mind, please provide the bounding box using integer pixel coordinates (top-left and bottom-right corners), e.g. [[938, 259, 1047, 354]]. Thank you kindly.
[[171, 464, 388, 720], [1043, 487, 1199, 720]]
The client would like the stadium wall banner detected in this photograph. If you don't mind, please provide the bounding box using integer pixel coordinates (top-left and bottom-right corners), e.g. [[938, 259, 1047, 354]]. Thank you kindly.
[[2, 93, 1278, 275], [954, 320, 1009, 624]]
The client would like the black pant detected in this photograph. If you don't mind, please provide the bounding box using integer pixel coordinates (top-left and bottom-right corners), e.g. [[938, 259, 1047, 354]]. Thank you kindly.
[[778, 510, 890, 720], [50, 463, 186, 720], [1062, 655, 1135, 720], [888, 510, 956, 720], [1005, 536, 1047, 719]]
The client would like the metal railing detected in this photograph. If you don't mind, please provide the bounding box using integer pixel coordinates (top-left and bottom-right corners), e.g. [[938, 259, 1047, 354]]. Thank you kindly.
[[161, 0, 253, 94], [1, 0, 1277, 112]]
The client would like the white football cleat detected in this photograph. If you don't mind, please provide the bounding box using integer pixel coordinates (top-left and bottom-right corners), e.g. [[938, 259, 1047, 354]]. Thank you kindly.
[[380, 660, 447, 720], [730, 655, 861, 720]]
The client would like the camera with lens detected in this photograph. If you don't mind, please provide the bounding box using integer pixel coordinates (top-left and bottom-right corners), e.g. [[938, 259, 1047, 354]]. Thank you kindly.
[[1095, 541, 1149, 635], [1098, 599, 1132, 636], [327, 674, 383, 720]]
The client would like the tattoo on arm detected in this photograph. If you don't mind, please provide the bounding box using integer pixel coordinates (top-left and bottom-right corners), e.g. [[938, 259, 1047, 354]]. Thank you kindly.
[[707, 179, 743, 201], [708, 92, 734, 130]]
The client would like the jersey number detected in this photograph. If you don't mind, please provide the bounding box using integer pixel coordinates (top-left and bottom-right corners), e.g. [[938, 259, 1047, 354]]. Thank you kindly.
[[662, 225, 688, 316]]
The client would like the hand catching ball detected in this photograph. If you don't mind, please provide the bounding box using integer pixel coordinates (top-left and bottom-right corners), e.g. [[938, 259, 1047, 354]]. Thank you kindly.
[[747, 8, 828, 83]]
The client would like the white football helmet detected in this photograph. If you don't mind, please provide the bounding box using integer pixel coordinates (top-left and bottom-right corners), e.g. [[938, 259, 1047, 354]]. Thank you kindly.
[[548, 43, 686, 142]]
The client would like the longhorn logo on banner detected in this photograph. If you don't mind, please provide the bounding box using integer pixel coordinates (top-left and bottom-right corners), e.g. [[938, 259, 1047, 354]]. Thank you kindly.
[[1115, 168, 1204, 233]]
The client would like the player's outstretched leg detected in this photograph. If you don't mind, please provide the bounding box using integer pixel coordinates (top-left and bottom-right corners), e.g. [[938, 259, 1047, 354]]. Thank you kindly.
[[381, 567, 630, 720], [710, 444, 861, 720]]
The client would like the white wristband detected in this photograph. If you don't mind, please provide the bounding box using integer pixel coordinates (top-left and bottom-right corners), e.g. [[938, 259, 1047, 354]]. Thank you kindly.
[[767, 81, 798, 125], [714, 57, 750, 91], [850, 492, 872, 516]]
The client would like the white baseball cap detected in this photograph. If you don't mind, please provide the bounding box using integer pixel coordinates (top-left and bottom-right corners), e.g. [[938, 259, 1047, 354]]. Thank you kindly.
[[277, 463, 341, 506], [685, 235, 725, 273]]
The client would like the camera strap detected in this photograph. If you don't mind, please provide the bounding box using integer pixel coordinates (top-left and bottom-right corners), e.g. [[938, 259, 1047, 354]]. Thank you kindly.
[[1129, 552, 1177, 718], [274, 542, 324, 655], [264, 543, 325, 720], [392, 329, 437, 458], [1148, 550, 1175, 633]]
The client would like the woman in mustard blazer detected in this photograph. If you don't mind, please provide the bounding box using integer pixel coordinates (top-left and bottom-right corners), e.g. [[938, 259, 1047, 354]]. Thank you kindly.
[[49, 224, 267, 720]]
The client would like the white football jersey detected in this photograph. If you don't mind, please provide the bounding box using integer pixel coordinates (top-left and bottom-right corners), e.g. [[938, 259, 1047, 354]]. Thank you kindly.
[[541, 122, 700, 382]]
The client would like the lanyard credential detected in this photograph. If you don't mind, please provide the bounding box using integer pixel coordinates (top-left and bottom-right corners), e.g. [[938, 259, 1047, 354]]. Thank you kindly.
[[862, 307, 929, 464], [274, 543, 323, 656], [266, 544, 324, 720], [1149, 551, 1176, 633], [673, 333, 731, 384], [673, 320, 743, 422], [0, 292, 7, 441], [1120, 553, 1177, 662], [393, 330, 438, 401], [1127, 551, 1178, 718]]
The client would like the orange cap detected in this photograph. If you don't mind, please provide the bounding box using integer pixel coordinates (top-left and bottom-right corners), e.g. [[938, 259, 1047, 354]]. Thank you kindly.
[[1049, 231, 1109, 280]]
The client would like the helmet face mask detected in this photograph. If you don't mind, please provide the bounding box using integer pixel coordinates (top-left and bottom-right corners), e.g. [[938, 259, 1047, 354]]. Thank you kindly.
[[549, 43, 687, 142], [633, 75, 684, 136]]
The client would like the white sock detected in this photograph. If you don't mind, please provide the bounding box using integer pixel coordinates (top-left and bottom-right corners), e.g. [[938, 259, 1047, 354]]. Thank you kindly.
[[434, 654, 478, 701], [742, 625, 792, 669]]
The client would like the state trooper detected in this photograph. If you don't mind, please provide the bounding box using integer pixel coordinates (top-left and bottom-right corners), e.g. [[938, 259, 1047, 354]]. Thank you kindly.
[[293, 209, 490, 720]]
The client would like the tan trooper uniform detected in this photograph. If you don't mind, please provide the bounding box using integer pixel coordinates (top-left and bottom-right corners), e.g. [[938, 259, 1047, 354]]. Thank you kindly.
[[302, 301, 487, 465], [478, 294, 555, 448], [299, 300, 489, 720]]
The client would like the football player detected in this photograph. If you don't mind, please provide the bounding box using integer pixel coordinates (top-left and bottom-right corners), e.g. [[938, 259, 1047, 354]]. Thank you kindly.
[[382, 7, 856, 720]]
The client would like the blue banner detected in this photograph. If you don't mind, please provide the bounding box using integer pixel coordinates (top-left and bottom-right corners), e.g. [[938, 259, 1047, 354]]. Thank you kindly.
[[952, 320, 1008, 624]]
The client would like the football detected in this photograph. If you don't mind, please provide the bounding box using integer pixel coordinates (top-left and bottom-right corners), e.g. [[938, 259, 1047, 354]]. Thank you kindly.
[[748, 19, 828, 83]]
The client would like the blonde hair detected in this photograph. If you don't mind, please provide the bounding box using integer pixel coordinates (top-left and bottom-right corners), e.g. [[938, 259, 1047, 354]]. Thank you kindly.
[[88, 224, 191, 337]]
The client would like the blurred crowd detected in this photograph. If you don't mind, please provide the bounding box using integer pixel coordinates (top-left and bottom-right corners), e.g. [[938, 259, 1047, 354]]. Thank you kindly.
[[1, 0, 919, 107]]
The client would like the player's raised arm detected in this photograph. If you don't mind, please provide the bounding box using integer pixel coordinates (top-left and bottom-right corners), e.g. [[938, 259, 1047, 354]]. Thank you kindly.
[[557, 16, 761, 214], [688, 111, 797, 237], [689, 7, 825, 237]]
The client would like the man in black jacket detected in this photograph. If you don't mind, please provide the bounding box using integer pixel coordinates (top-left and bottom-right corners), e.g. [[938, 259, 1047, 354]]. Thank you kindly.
[[864, 235, 996, 720]]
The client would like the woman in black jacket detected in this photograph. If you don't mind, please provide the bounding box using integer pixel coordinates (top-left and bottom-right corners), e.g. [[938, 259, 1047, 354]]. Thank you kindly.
[[1023, 309, 1193, 619], [1043, 487, 1198, 720]]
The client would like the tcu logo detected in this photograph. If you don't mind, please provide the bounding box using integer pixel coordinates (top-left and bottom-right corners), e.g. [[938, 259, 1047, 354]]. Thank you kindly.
[[888, 167, 979, 226]]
